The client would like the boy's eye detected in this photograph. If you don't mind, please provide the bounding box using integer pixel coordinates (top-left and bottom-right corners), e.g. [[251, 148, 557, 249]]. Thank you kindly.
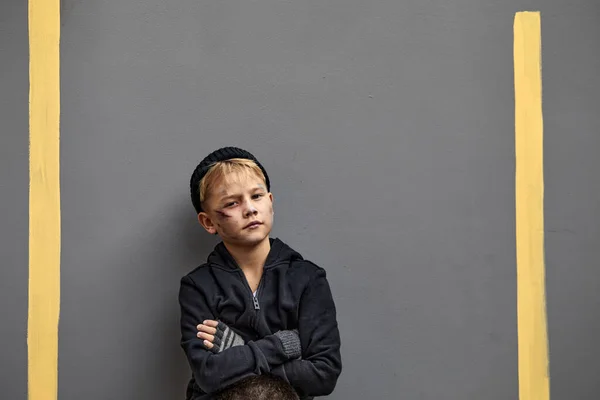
[[252, 194, 264, 199], [224, 202, 237, 208]]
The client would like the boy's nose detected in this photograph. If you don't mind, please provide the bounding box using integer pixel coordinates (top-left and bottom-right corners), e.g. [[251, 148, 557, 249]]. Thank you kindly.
[[244, 203, 258, 217]]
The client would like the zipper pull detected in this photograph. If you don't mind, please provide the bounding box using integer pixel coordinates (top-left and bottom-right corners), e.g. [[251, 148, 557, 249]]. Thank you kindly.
[[253, 295, 260, 310]]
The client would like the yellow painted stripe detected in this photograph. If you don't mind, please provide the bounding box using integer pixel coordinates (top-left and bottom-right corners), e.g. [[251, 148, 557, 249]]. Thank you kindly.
[[514, 11, 550, 400], [28, 0, 61, 399]]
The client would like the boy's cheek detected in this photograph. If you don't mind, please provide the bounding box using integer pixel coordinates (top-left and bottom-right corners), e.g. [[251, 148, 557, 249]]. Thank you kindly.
[[215, 209, 233, 219]]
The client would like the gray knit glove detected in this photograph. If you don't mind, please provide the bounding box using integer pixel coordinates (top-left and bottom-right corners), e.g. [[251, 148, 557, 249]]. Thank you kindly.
[[274, 329, 302, 359], [206, 321, 245, 354]]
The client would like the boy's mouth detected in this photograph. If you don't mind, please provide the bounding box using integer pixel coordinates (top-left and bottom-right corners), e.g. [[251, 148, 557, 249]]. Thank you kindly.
[[244, 221, 263, 229]]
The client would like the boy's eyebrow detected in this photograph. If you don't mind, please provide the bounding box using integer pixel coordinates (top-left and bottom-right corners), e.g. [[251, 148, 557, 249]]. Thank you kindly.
[[217, 186, 267, 202], [218, 193, 239, 202], [214, 184, 267, 201]]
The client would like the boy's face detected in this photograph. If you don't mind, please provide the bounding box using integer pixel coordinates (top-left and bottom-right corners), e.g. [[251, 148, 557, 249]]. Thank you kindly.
[[198, 175, 274, 248]]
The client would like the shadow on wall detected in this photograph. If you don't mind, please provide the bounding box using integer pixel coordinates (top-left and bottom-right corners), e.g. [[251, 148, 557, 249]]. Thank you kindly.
[[104, 197, 218, 399], [60, 0, 79, 26]]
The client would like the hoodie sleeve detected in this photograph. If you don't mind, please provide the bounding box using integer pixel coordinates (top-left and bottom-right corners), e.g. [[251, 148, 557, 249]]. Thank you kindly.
[[179, 275, 294, 394], [272, 267, 342, 397]]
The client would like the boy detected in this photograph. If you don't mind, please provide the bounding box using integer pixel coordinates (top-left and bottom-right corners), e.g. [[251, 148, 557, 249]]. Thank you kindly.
[[215, 374, 299, 400], [179, 147, 342, 400]]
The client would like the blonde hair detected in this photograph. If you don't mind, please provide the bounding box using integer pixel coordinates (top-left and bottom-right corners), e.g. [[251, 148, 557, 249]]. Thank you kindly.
[[199, 158, 267, 206]]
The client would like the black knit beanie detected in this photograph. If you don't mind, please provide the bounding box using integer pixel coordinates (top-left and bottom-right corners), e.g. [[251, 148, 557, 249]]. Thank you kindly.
[[190, 147, 270, 214]]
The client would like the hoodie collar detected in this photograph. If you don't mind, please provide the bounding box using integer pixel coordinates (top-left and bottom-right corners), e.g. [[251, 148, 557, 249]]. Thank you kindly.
[[207, 238, 303, 270]]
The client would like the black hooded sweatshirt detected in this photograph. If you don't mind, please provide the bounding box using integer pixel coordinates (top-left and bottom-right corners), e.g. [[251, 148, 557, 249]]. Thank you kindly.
[[179, 238, 342, 400]]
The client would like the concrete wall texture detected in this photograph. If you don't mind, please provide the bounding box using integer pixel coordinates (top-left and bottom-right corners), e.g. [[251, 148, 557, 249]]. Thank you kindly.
[[2, 0, 599, 398]]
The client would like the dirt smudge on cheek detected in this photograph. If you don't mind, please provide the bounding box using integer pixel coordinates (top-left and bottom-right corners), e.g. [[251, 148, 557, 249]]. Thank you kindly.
[[215, 209, 232, 219]]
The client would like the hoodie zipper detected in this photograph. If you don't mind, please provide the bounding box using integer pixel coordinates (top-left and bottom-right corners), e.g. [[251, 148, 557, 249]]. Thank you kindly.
[[252, 278, 263, 310], [234, 261, 286, 310], [240, 271, 263, 310], [250, 262, 285, 309]]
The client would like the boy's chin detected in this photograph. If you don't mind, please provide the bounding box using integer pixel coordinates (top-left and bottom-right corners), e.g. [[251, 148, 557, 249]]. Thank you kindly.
[[226, 232, 270, 247]]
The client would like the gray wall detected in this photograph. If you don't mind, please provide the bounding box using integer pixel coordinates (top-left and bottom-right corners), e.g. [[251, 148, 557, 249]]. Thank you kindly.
[[1, 1, 29, 399], [2, 0, 599, 398]]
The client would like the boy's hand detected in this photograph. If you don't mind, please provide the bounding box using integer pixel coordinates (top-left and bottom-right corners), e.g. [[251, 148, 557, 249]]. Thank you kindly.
[[197, 320, 244, 353], [196, 320, 218, 348]]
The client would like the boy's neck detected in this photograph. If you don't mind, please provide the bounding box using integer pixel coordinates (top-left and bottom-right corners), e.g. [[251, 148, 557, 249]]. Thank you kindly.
[[225, 237, 271, 273]]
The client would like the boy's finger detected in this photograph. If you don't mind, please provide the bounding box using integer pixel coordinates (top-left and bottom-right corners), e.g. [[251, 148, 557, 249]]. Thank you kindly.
[[203, 340, 214, 349], [196, 324, 217, 335], [197, 332, 215, 342], [202, 320, 219, 328]]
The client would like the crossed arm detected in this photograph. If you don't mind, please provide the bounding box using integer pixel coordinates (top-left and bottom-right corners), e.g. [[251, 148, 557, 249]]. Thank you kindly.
[[197, 319, 301, 359]]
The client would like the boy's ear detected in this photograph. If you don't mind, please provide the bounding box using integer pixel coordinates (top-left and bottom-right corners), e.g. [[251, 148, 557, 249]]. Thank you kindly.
[[198, 212, 218, 235]]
